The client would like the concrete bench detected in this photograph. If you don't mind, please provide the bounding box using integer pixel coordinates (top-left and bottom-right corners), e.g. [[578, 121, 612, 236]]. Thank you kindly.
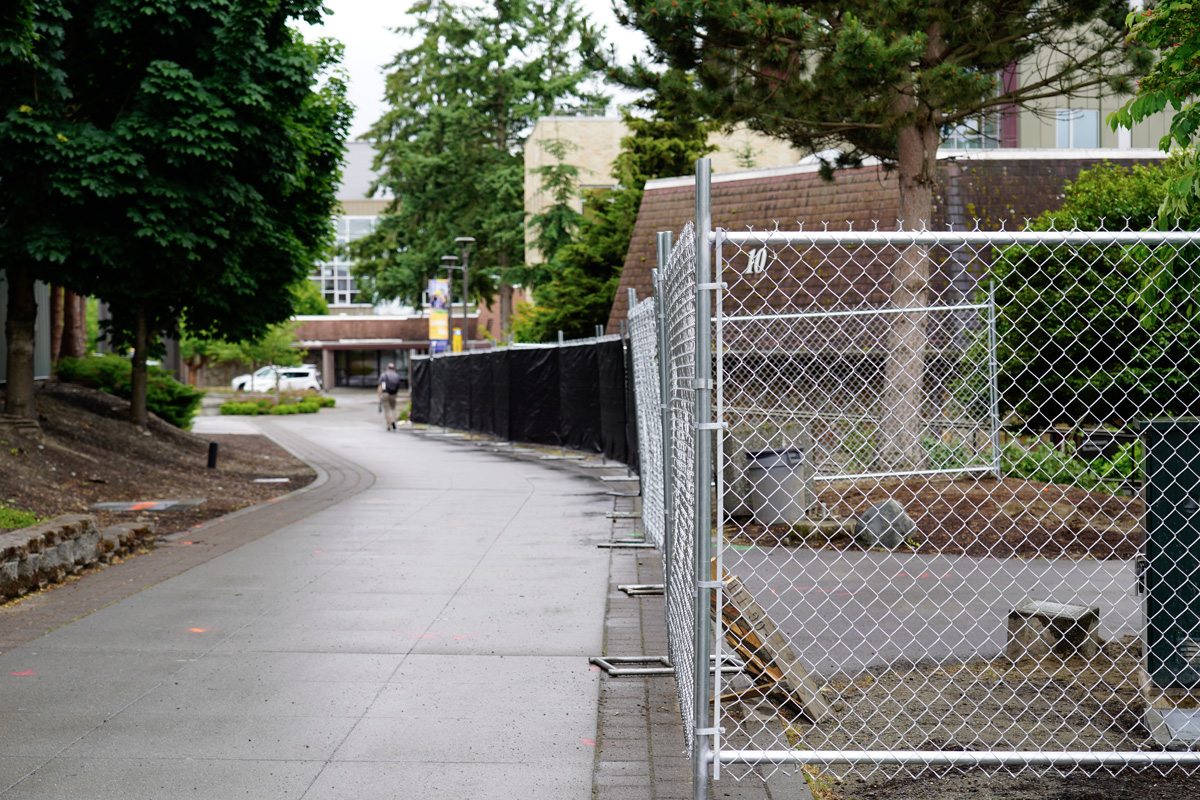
[[1005, 600, 1101, 661]]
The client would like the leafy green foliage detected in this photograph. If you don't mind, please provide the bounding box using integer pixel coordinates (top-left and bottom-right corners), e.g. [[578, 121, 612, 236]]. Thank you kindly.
[[56, 355, 204, 429], [510, 266, 618, 342], [994, 162, 1200, 428], [605, 0, 1148, 233], [1001, 438, 1141, 494], [181, 322, 305, 377], [291, 278, 329, 316], [1111, 2, 1200, 222], [350, 0, 605, 317], [922, 437, 976, 472], [2, 0, 350, 425]]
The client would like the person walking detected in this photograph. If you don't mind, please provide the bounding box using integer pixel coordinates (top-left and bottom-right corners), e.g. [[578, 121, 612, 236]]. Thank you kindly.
[[377, 363, 402, 430]]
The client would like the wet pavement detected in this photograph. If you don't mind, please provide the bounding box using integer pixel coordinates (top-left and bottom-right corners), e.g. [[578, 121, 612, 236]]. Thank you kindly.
[[0, 390, 791, 800]]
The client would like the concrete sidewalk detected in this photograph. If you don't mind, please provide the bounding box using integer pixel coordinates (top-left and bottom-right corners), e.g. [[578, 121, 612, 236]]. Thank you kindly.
[[0, 393, 612, 798]]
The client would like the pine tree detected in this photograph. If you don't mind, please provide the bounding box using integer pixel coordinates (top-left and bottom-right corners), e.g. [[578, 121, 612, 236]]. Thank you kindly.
[[351, 0, 606, 338], [609, 0, 1150, 468], [512, 87, 714, 342]]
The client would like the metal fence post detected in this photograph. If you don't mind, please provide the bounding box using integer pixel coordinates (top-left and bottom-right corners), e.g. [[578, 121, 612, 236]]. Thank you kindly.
[[988, 280, 1002, 478], [692, 157, 715, 800], [655, 233, 675, 595]]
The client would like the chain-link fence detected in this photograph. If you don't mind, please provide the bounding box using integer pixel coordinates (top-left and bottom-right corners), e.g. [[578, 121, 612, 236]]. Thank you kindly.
[[663, 221, 701, 748], [634, 163, 1200, 797], [628, 290, 665, 551]]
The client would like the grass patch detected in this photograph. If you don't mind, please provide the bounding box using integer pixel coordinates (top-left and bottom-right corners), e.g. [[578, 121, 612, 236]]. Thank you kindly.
[[0, 502, 42, 530]]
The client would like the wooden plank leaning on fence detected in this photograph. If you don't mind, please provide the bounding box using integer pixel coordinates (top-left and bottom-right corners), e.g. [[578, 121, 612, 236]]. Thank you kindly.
[[711, 559, 830, 723]]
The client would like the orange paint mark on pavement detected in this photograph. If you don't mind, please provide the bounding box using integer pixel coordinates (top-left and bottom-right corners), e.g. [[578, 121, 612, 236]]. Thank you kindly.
[[10, 670, 35, 676]]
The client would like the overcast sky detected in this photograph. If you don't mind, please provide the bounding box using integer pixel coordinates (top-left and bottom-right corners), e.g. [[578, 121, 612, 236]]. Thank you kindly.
[[296, 0, 648, 140]]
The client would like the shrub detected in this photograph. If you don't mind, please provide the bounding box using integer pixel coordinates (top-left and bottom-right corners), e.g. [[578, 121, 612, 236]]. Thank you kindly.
[[1000, 436, 1141, 494], [923, 437, 976, 472], [1001, 438, 1099, 489], [297, 400, 320, 413], [219, 401, 264, 415], [268, 403, 301, 415], [57, 355, 204, 429], [314, 395, 336, 408]]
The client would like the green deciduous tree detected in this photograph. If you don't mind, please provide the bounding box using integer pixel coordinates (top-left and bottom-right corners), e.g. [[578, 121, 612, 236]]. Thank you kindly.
[[994, 161, 1200, 429], [350, 0, 605, 339], [291, 277, 330, 317], [2, 0, 74, 420], [1111, 1, 1200, 222], [609, 0, 1150, 468], [2, 0, 349, 426]]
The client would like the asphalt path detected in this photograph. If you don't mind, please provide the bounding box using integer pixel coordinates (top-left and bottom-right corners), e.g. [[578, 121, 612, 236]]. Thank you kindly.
[[722, 545, 1141, 676]]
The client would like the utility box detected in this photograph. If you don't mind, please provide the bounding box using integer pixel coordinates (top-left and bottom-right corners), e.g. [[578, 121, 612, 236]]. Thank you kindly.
[[1141, 419, 1200, 689]]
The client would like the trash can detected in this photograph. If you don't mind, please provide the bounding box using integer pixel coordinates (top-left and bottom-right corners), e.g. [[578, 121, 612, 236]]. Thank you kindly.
[[745, 448, 812, 525]]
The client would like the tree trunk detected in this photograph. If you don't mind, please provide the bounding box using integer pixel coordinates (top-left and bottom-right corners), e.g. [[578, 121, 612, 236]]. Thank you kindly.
[[130, 307, 149, 428], [496, 251, 513, 343], [60, 291, 86, 359], [3, 264, 39, 421], [878, 112, 940, 472], [499, 282, 513, 343], [49, 285, 64, 364]]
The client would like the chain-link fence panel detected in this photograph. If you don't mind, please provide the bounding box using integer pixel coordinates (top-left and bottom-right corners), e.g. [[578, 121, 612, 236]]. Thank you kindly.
[[629, 293, 665, 550], [664, 222, 700, 747], [704, 226, 1200, 782]]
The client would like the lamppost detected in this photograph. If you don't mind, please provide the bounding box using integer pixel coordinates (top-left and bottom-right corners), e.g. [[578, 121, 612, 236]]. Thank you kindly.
[[440, 255, 464, 352], [454, 236, 475, 347]]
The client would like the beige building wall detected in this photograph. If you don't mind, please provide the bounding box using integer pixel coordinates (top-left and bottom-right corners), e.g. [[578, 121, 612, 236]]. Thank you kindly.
[[523, 116, 803, 263], [1013, 44, 1173, 150], [339, 198, 390, 216]]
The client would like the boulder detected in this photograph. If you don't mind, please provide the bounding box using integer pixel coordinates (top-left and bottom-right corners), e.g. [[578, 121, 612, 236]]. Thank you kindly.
[[856, 499, 915, 550]]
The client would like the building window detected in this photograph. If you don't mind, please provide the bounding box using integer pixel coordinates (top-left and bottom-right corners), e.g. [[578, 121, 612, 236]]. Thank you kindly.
[[310, 215, 378, 307], [1056, 108, 1099, 149], [943, 114, 1002, 149]]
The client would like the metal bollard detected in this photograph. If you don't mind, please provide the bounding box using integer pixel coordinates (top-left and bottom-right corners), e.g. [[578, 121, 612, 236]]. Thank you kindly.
[[207, 441, 219, 469]]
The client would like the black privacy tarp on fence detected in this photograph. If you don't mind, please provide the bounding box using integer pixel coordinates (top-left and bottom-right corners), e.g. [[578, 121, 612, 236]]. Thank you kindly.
[[429, 356, 448, 427], [491, 350, 511, 441], [410, 357, 430, 424], [508, 346, 561, 446], [558, 343, 603, 453], [470, 353, 495, 435], [624, 341, 639, 473], [442, 355, 472, 430], [597, 339, 630, 464], [414, 338, 637, 467]]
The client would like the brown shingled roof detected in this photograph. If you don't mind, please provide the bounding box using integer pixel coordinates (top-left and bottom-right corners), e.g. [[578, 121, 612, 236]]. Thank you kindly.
[[607, 154, 1166, 332]]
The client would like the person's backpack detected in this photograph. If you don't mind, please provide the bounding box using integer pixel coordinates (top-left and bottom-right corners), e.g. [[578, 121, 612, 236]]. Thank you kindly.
[[382, 370, 402, 394]]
